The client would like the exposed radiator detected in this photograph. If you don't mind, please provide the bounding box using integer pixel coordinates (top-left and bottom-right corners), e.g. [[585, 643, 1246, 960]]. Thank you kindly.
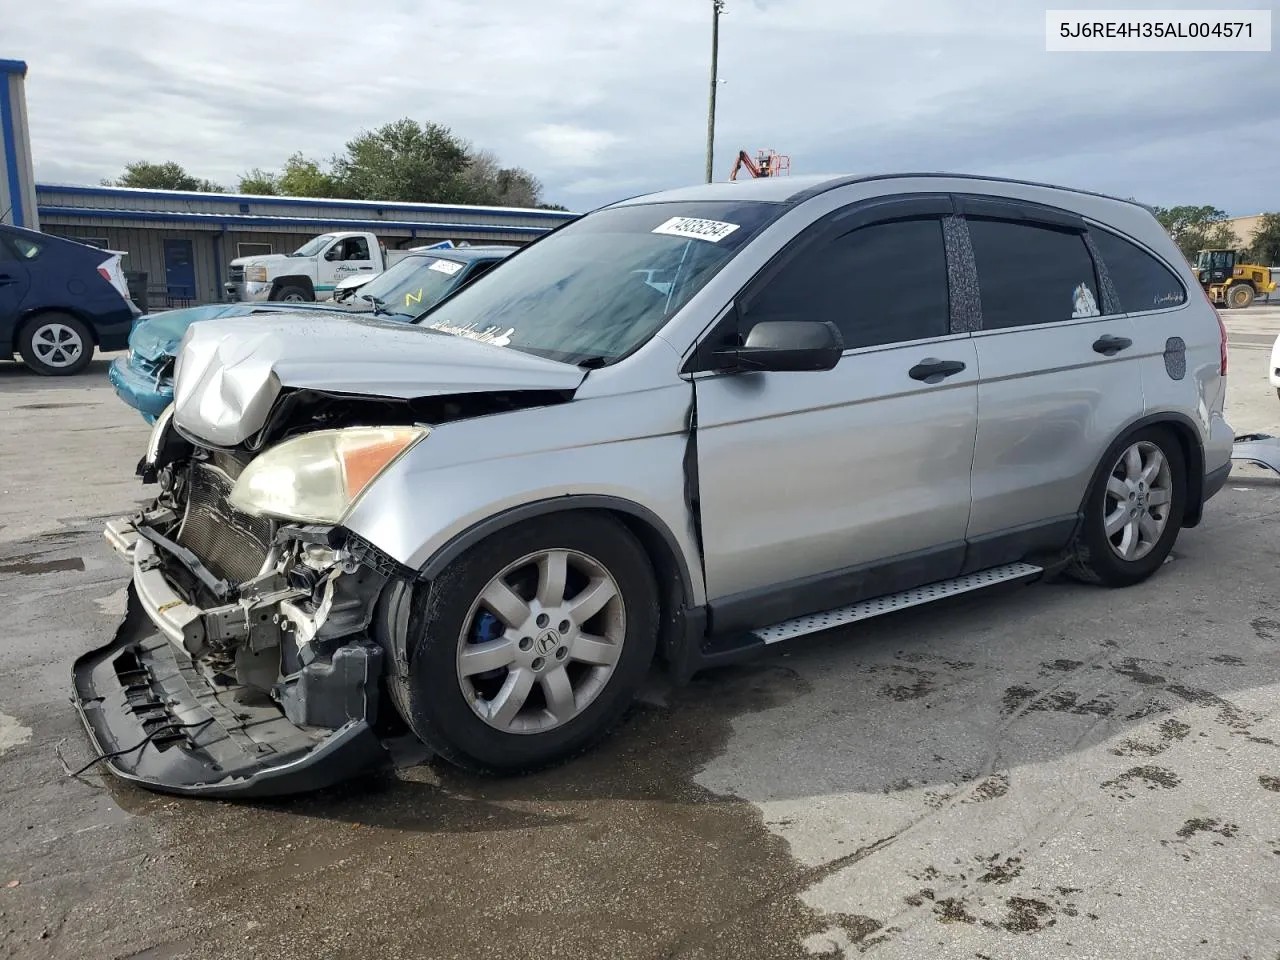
[[176, 461, 273, 584]]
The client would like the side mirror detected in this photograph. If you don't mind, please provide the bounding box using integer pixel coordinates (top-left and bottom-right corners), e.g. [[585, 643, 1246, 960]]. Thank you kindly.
[[324, 246, 342, 262], [714, 319, 844, 373]]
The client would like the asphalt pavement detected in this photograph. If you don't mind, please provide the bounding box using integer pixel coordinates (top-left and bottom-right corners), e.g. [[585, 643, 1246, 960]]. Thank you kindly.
[[1, 311, 1278, 960]]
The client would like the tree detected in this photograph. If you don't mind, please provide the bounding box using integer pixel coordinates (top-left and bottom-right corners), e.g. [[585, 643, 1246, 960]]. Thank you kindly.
[[276, 153, 345, 198], [458, 148, 544, 207], [237, 168, 279, 195], [1244, 213, 1280, 266], [1150, 205, 1236, 259], [277, 153, 343, 198], [332, 118, 472, 203], [105, 160, 224, 192]]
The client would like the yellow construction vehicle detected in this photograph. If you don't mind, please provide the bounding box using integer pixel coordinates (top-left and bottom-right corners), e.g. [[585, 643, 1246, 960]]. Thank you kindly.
[[1191, 248, 1276, 308]]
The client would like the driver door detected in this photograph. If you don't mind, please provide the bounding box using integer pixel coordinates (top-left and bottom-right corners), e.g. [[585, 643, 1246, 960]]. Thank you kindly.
[[690, 196, 979, 632]]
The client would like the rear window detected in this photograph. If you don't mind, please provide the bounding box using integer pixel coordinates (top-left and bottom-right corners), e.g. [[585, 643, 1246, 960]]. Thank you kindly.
[[968, 218, 1100, 329], [1090, 228, 1186, 313]]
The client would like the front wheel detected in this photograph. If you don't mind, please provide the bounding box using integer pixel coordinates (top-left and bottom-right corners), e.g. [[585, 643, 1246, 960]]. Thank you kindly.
[[272, 284, 311, 303], [1068, 426, 1186, 587], [395, 513, 659, 774]]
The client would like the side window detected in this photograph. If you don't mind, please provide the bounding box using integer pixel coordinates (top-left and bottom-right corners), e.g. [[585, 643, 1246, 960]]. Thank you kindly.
[[10, 236, 42, 260], [345, 237, 371, 260], [967, 218, 1100, 329], [1089, 229, 1186, 312], [744, 217, 950, 349]]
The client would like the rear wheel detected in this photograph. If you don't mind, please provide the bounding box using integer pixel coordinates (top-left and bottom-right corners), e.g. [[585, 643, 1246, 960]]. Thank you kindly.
[[17, 313, 94, 376], [1068, 426, 1186, 587], [395, 513, 659, 774], [272, 284, 311, 303], [1228, 283, 1255, 309]]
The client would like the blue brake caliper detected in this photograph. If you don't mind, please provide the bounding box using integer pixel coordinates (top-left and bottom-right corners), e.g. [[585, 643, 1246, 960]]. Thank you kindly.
[[469, 610, 506, 681]]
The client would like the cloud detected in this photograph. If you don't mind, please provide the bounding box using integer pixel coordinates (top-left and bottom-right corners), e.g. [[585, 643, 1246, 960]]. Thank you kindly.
[[525, 125, 623, 168], [8, 0, 1278, 214]]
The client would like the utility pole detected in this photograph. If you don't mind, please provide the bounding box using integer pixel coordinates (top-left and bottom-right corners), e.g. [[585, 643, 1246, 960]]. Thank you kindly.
[[705, 0, 726, 183]]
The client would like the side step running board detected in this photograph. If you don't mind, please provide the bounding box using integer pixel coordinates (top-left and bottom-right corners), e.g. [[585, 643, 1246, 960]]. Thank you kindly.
[[751, 562, 1043, 645]]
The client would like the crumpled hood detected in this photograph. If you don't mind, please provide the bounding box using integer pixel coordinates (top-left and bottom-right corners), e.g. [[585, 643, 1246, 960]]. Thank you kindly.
[[129, 305, 250, 361], [172, 312, 586, 447]]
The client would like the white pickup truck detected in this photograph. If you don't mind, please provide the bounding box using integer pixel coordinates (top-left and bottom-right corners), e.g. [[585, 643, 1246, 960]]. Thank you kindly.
[[225, 231, 424, 303]]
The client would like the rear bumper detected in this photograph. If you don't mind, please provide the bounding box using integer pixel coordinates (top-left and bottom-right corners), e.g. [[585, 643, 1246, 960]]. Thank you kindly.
[[72, 517, 390, 798], [108, 354, 173, 422]]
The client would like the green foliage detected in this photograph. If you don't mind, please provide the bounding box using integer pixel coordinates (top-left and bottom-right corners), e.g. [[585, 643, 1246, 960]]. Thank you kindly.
[[104, 160, 224, 192], [1244, 213, 1280, 266], [276, 153, 345, 198], [1149, 204, 1236, 259], [237, 168, 279, 195]]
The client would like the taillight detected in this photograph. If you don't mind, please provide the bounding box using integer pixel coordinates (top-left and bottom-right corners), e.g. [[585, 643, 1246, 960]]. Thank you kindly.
[[1205, 286, 1228, 375], [97, 266, 112, 285]]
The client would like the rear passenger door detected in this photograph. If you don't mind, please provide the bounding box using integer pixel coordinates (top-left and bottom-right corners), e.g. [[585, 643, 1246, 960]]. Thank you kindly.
[[960, 197, 1142, 563], [0, 232, 32, 341]]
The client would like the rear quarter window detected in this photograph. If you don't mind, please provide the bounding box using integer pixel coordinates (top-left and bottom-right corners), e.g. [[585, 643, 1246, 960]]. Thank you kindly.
[[1089, 228, 1186, 313]]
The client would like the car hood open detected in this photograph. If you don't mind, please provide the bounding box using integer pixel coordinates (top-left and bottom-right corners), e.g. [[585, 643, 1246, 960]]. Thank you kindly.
[[172, 312, 586, 447]]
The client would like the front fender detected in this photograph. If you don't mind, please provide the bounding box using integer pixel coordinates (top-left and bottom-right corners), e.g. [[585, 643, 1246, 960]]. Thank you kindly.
[[341, 381, 706, 605]]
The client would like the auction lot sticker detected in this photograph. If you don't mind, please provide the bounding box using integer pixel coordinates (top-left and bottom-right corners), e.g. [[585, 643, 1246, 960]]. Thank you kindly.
[[652, 217, 741, 243], [429, 259, 464, 275]]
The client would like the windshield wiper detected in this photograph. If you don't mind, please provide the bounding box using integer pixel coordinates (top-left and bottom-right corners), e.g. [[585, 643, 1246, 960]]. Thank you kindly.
[[576, 356, 611, 369]]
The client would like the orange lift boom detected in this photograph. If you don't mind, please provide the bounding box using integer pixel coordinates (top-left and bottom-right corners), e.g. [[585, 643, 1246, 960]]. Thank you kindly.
[[728, 149, 791, 180]]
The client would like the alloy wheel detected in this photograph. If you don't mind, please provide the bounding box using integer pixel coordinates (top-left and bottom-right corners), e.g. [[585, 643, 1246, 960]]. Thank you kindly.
[[30, 322, 85, 369], [1103, 440, 1173, 562], [456, 549, 626, 734]]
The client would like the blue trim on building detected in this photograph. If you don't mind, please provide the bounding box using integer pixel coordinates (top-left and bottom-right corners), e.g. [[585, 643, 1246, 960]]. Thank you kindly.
[[35, 206, 555, 235], [0, 60, 28, 76], [0, 74, 26, 227], [35, 182, 577, 222]]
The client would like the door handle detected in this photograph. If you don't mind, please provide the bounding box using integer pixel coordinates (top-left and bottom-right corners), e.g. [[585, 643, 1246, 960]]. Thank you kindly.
[[0, 275, 15, 287], [908, 358, 967, 383], [1092, 334, 1133, 356], [359, 266, 373, 270]]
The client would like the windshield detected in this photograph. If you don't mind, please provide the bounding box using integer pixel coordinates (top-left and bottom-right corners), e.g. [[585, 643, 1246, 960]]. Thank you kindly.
[[291, 234, 336, 257], [412, 201, 780, 364], [359, 256, 475, 318]]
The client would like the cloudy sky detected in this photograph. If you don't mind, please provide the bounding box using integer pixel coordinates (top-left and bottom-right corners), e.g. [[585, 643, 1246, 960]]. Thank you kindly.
[[7, 0, 1277, 214]]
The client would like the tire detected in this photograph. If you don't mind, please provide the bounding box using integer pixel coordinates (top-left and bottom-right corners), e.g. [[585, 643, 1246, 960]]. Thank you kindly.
[[16, 313, 95, 376], [1228, 284, 1254, 309], [1068, 426, 1186, 587], [395, 513, 659, 775], [272, 284, 311, 303]]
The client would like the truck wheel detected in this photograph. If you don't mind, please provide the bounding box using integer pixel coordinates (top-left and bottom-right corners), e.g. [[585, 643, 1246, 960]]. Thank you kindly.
[[17, 313, 95, 376], [1228, 284, 1254, 309], [395, 513, 659, 775], [1067, 426, 1185, 588], [272, 285, 311, 303]]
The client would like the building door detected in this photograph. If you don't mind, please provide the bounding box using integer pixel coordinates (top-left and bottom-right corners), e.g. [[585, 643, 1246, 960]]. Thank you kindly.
[[163, 239, 197, 302]]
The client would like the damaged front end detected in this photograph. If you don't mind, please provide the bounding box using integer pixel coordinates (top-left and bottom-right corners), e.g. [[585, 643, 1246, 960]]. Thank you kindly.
[[74, 409, 398, 797]]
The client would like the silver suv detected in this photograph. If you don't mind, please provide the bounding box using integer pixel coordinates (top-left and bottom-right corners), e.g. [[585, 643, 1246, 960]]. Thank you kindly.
[[78, 173, 1234, 797]]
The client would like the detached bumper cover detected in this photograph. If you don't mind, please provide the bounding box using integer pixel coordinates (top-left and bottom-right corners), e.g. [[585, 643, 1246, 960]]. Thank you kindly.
[[73, 518, 390, 798], [1231, 433, 1280, 477], [72, 587, 387, 797]]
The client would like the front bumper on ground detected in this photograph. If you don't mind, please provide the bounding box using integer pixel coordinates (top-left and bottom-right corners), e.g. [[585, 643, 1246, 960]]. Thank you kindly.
[[224, 280, 272, 302], [72, 518, 389, 798], [107, 355, 173, 423]]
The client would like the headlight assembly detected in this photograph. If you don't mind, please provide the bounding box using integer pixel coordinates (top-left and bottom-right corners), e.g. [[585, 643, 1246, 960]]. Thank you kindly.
[[246, 265, 269, 282], [228, 426, 429, 524]]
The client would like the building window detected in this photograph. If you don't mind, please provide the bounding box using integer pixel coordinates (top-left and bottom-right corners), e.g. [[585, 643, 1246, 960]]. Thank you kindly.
[[76, 237, 110, 249], [237, 242, 272, 257]]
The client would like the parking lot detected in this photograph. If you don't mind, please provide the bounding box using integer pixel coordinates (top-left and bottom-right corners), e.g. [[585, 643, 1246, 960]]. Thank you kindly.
[[2, 308, 1279, 960]]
